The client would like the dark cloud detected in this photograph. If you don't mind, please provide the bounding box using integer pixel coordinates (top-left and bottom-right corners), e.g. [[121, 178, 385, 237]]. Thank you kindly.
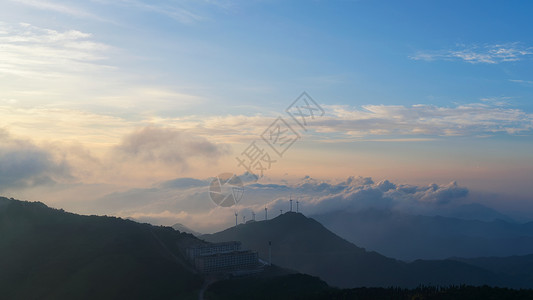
[[115, 126, 229, 168], [159, 177, 208, 189], [0, 129, 71, 190], [239, 172, 259, 183]]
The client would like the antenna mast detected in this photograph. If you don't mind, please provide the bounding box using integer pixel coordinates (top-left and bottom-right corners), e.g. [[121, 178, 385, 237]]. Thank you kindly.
[[296, 200, 299, 213], [280, 209, 283, 215], [235, 211, 238, 227], [265, 207, 268, 220], [290, 194, 293, 212]]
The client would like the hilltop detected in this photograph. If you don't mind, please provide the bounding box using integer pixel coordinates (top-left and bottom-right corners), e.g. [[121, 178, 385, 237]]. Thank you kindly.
[[0, 197, 335, 299], [202, 211, 533, 288], [0, 196, 203, 299], [3, 196, 533, 299]]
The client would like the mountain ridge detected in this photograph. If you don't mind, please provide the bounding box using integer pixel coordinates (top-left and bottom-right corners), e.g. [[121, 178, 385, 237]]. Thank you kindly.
[[0, 196, 203, 299], [201, 211, 530, 288], [312, 208, 533, 260]]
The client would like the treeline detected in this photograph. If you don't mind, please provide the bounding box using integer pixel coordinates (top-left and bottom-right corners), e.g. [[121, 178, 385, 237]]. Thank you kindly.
[[314, 285, 533, 300], [208, 275, 533, 300]]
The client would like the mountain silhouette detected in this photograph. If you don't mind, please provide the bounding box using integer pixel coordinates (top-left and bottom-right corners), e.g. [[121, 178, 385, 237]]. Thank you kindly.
[[0, 196, 340, 299], [202, 211, 533, 288], [171, 222, 201, 236], [313, 209, 533, 260], [0, 197, 203, 299], [3, 196, 533, 299]]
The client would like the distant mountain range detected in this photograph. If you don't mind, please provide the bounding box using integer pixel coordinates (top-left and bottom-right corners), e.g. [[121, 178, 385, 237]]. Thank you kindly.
[[312, 208, 533, 260], [171, 222, 201, 236], [202, 211, 533, 289], [3, 196, 533, 299]]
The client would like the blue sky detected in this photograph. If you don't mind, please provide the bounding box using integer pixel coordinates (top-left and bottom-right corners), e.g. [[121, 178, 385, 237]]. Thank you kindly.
[[3, 0, 532, 113], [0, 0, 532, 226]]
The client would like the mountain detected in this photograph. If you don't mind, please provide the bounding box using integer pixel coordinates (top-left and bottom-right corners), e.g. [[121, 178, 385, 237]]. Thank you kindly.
[[312, 209, 533, 261], [442, 203, 515, 222], [3, 196, 533, 299], [0, 196, 345, 300], [0, 196, 204, 299], [201, 212, 521, 288], [451, 254, 533, 284], [172, 222, 201, 236]]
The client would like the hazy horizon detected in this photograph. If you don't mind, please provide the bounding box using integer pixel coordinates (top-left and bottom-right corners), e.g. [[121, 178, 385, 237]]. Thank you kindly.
[[1, 0, 532, 233]]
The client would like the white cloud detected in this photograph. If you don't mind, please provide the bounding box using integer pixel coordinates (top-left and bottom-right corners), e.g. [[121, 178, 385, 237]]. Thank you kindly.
[[82, 175, 472, 232], [93, 0, 227, 24], [121, 0, 204, 24], [0, 23, 112, 78], [510, 79, 533, 86], [8, 0, 102, 20], [146, 101, 533, 142], [316, 102, 533, 138], [0, 106, 132, 146], [0, 22, 206, 117], [411, 43, 533, 64]]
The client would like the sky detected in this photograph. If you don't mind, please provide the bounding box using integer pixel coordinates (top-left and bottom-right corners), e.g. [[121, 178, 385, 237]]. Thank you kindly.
[[1, 0, 532, 231]]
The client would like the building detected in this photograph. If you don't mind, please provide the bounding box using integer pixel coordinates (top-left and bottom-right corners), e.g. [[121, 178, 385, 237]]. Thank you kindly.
[[186, 241, 242, 260], [194, 250, 259, 273], [186, 241, 260, 274]]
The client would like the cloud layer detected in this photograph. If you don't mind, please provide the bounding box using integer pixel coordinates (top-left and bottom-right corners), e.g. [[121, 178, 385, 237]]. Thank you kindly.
[[317, 102, 533, 138], [0, 129, 71, 190], [115, 126, 229, 169], [94, 174, 472, 233], [0, 22, 110, 78], [411, 43, 533, 64], [148, 101, 533, 142]]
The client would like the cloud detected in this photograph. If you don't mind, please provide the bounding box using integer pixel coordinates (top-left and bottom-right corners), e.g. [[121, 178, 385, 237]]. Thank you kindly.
[[510, 79, 533, 86], [92, 174, 471, 232], [411, 43, 533, 64], [114, 126, 230, 169], [94, 0, 231, 24], [0, 106, 133, 146], [316, 102, 533, 138], [0, 22, 112, 78], [159, 177, 208, 189], [143, 101, 533, 143], [0, 129, 72, 190], [385, 181, 468, 205], [117, 0, 204, 24], [8, 0, 103, 20], [295, 177, 469, 214]]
